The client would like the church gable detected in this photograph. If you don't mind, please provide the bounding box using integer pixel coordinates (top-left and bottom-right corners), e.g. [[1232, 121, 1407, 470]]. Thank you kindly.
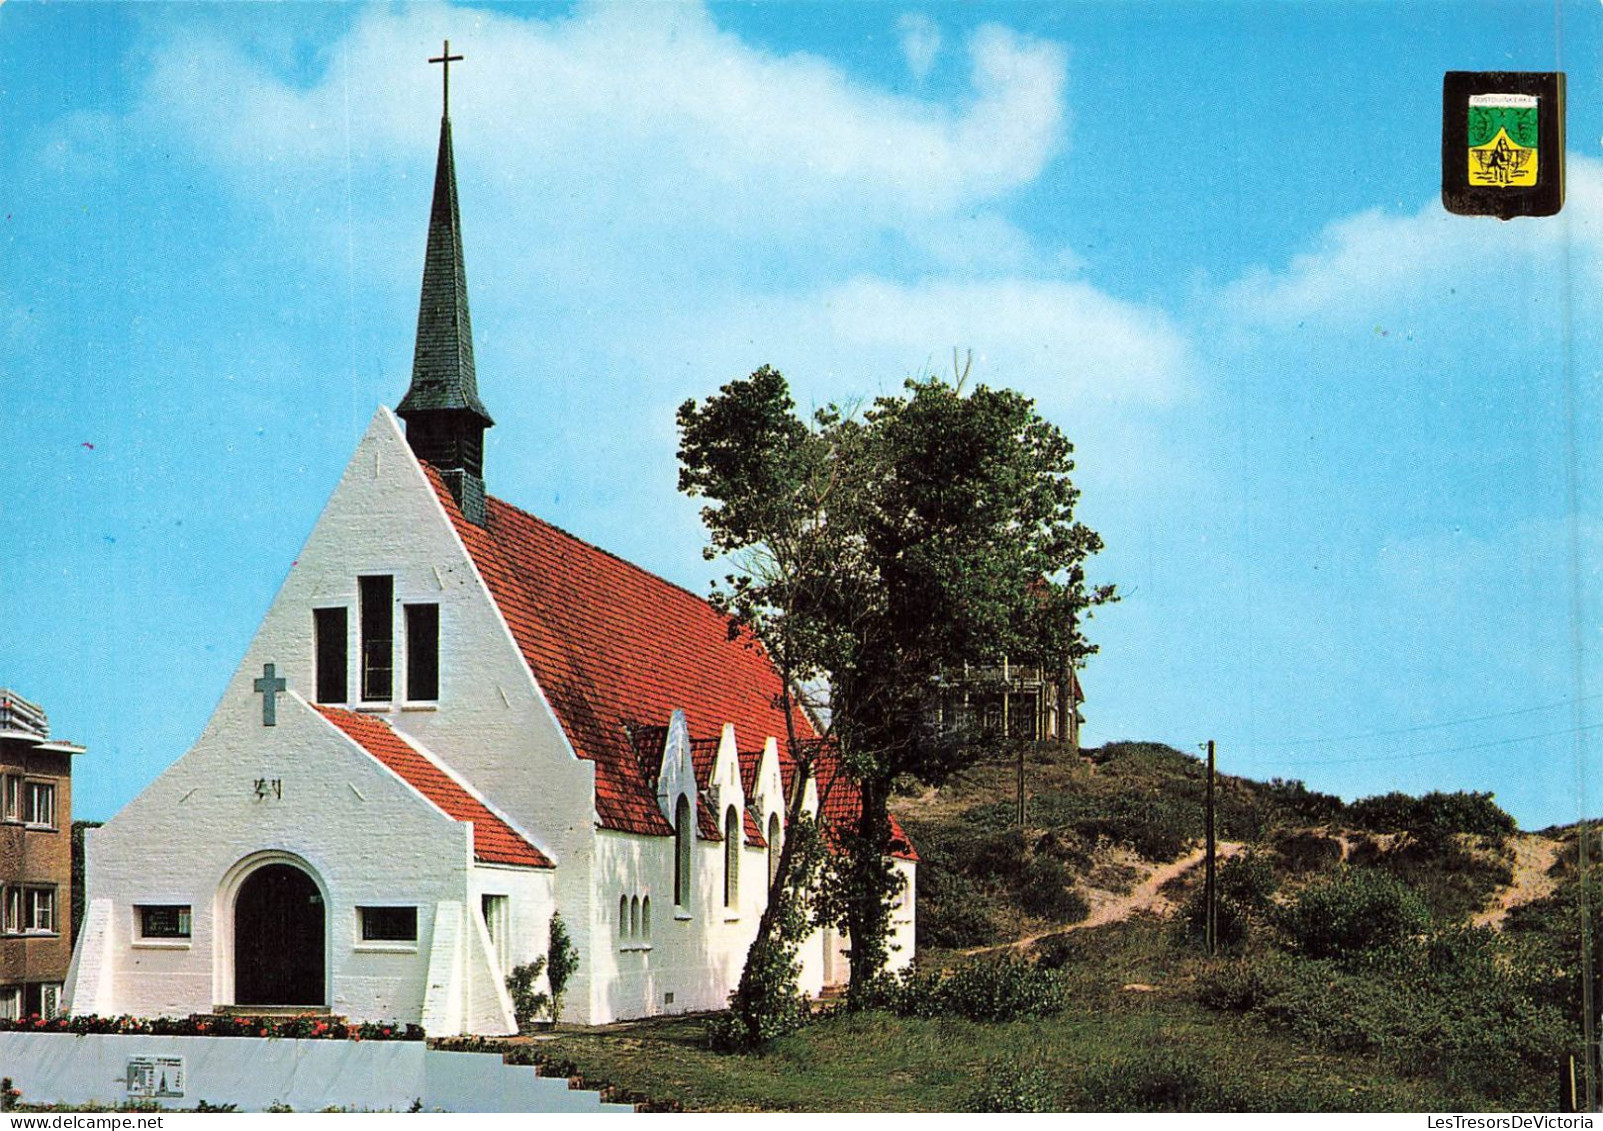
[[421, 465, 818, 838]]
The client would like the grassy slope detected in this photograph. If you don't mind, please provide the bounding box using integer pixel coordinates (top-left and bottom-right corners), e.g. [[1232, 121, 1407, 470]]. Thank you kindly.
[[511, 741, 1563, 1112]]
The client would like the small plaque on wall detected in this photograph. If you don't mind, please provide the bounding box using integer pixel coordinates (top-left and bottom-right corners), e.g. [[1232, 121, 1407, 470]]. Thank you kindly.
[[126, 1056, 186, 1098]]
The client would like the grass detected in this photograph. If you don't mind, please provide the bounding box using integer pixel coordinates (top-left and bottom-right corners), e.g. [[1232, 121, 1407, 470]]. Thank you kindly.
[[520, 918, 1464, 1112]]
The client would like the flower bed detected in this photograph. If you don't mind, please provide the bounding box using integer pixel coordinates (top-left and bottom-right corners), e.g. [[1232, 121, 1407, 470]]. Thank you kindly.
[[0, 1014, 423, 1041]]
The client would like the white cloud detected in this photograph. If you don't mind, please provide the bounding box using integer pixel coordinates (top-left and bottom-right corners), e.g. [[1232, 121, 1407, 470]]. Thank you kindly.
[[1219, 157, 1603, 326], [897, 12, 941, 82]]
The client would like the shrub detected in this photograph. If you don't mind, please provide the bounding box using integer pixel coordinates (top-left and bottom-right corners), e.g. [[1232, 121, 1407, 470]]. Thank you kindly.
[[963, 1062, 1057, 1112], [1261, 777, 1348, 826], [505, 957, 550, 1034], [546, 913, 579, 1025], [1016, 856, 1090, 923], [1272, 830, 1343, 873], [1176, 851, 1278, 949], [1349, 790, 1515, 844], [1276, 868, 1430, 961], [867, 958, 1066, 1023]]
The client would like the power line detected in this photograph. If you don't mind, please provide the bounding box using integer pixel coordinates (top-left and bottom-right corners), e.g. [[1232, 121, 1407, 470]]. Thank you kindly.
[[1239, 692, 1603, 749], [1280, 720, 1603, 768]]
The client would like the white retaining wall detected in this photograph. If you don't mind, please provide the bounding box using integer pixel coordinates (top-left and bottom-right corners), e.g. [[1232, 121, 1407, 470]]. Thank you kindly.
[[0, 1033, 633, 1113]]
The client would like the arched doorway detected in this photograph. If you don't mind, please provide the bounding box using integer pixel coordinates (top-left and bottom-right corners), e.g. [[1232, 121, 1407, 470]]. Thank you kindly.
[[233, 862, 325, 1006]]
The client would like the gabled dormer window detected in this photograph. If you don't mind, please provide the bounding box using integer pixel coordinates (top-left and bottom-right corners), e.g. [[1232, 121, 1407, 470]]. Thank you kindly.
[[359, 576, 394, 701]]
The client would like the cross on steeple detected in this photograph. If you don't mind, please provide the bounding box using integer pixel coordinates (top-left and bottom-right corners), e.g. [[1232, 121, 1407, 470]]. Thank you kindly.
[[253, 662, 287, 727], [429, 39, 464, 118]]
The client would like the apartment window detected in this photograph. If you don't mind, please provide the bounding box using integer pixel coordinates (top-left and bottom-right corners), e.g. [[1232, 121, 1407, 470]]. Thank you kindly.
[[0, 986, 18, 1021], [25, 888, 54, 934], [0, 889, 15, 934], [2, 776, 17, 821], [359, 576, 394, 701], [358, 905, 417, 943], [405, 603, 440, 702], [138, 905, 192, 940], [314, 607, 349, 703], [23, 781, 54, 828]]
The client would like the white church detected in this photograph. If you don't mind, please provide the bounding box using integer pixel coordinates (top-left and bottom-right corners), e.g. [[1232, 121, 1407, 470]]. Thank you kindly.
[[63, 61, 916, 1034]]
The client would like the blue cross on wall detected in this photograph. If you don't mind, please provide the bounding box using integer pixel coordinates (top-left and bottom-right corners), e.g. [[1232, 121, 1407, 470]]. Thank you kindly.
[[253, 662, 287, 726]]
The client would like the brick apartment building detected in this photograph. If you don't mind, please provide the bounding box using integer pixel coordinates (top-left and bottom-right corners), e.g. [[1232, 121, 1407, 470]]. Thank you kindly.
[[0, 690, 82, 1018]]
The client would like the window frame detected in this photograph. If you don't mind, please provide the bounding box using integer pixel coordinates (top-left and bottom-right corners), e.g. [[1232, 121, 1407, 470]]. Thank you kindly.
[[723, 806, 740, 910], [313, 606, 350, 704], [355, 904, 419, 950], [404, 602, 440, 703], [359, 575, 395, 702], [23, 780, 54, 829], [673, 795, 692, 911]]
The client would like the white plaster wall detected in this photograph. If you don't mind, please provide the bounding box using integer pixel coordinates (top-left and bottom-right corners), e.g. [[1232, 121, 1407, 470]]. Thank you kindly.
[[72, 692, 498, 1027], [0, 1033, 633, 1112]]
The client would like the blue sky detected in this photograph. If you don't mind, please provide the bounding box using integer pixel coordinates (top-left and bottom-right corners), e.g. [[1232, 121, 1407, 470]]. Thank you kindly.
[[3, 1, 1601, 829]]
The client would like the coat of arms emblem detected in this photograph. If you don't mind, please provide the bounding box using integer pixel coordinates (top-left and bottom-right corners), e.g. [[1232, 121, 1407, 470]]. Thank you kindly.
[[1467, 93, 1538, 187], [1442, 72, 1564, 218]]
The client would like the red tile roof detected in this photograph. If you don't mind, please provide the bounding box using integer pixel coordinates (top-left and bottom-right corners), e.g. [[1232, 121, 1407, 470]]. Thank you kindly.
[[421, 461, 914, 862], [315, 705, 553, 869]]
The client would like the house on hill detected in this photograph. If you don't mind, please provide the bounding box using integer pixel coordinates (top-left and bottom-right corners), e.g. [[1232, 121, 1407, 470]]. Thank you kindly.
[[63, 65, 914, 1033]]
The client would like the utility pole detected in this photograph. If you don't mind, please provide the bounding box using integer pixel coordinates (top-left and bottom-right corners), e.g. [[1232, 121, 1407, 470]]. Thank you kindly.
[[1582, 817, 1598, 1111], [1204, 739, 1218, 956]]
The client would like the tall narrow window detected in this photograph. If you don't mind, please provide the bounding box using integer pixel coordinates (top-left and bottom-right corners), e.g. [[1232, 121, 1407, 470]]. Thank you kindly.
[[405, 603, 440, 701], [314, 607, 348, 704], [641, 897, 651, 940], [359, 576, 394, 701], [619, 894, 630, 941], [724, 807, 740, 908], [481, 894, 509, 974], [767, 813, 782, 889], [674, 795, 692, 909], [630, 896, 640, 938], [2, 776, 17, 821]]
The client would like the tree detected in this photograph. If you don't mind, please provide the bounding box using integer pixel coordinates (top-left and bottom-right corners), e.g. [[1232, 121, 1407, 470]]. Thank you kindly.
[[678, 364, 1114, 1009], [546, 912, 579, 1025]]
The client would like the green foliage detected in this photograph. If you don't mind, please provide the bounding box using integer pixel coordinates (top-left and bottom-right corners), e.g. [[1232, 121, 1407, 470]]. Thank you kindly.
[[1271, 830, 1344, 873], [710, 817, 828, 1051], [1349, 790, 1516, 845], [679, 367, 1114, 996], [547, 913, 579, 1025], [1176, 851, 1278, 949], [1017, 855, 1090, 922], [962, 1061, 1057, 1112], [1, 1078, 18, 1113], [505, 956, 551, 1034], [71, 820, 103, 947], [1353, 834, 1512, 922], [1260, 778, 1348, 826], [1195, 927, 1568, 1107], [1275, 868, 1431, 961], [865, 958, 1067, 1023]]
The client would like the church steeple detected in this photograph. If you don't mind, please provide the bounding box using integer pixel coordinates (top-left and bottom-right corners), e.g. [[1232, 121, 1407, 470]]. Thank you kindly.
[[397, 40, 494, 526]]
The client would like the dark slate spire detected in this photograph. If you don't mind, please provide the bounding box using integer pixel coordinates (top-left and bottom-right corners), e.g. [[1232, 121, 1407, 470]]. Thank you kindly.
[[398, 41, 494, 526]]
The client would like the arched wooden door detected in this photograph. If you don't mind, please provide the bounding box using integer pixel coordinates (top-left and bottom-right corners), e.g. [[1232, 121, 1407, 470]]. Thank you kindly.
[[234, 862, 326, 1006]]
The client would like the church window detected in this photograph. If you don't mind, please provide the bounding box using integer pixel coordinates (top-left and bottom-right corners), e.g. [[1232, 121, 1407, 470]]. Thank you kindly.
[[767, 813, 782, 888], [138, 905, 192, 940], [641, 897, 652, 939], [314, 607, 349, 703], [358, 905, 417, 943], [618, 894, 630, 940], [405, 603, 440, 701], [359, 575, 394, 701], [23, 781, 54, 828], [723, 806, 740, 908], [631, 895, 641, 938], [674, 795, 692, 909]]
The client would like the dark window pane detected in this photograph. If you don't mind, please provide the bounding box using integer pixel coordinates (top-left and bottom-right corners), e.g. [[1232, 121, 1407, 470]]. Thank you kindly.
[[314, 608, 348, 703], [406, 604, 439, 701], [140, 905, 191, 939], [361, 906, 417, 942], [359, 576, 393, 701]]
